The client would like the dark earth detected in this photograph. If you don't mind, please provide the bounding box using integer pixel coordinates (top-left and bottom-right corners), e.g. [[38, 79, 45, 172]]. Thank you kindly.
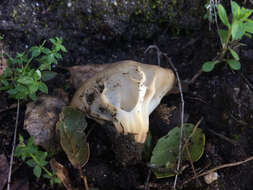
[[1, 0, 253, 190]]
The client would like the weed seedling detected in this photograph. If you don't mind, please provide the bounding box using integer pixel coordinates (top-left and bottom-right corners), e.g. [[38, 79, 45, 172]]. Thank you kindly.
[[202, 1, 253, 72]]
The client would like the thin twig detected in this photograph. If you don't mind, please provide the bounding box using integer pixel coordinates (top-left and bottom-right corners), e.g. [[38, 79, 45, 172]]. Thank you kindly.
[[207, 128, 238, 146], [185, 144, 201, 187], [144, 45, 185, 189], [166, 57, 185, 189], [183, 155, 253, 186], [7, 99, 20, 190], [144, 45, 161, 66], [144, 169, 152, 190]]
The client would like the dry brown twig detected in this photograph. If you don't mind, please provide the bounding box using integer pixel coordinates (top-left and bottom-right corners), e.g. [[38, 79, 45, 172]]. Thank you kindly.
[[183, 155, 253, 186]]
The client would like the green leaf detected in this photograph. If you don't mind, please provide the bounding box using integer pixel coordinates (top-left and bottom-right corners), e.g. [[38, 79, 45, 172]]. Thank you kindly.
[[237, 7, 252, 21], [245, 20, 253, 34], [17, 76, 34, 85], [16, 84, 27, 93], [218, 4, 230, 28], [33, 165, 42, 178], [28, 82, 39, 94], [41, 71, 57, 81], [39, 82, 48, 94], [1, 79, 9, 86], [7, 88, 17, 95], [56, 107, 90, 168], [232, 22, 245, 40], [29, 93, 37, 100], [231, 1, 240, 20], [26, 159, 37, 167], [34, 70, 41, 80], [228, 47, 239, 60], [41, 48, 51, 55], [218, 29, 229, 47], [150, 123, 205, 178], [202, 61, 218, 72], [227, 59, 241, 70]]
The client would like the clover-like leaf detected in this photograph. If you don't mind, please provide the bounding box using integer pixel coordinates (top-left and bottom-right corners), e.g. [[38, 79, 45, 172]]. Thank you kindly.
[[150, 123, 205, 178], [57, 107, 90, 168]]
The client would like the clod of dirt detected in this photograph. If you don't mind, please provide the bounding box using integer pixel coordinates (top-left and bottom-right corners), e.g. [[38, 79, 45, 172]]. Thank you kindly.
[[24, 94, 68, 152], [71, 60, 175, 164], [0, 154, 9, 190], [66, 64, 107, 89]]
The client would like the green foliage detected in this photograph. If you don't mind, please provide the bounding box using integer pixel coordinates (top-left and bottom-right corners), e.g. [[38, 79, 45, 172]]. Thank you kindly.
[[15, 135, 60, 185], [202, 1, 253, 72], [150, 123, 205, 178], [0, 37, 66, 100], [56, 106, 90, 169]]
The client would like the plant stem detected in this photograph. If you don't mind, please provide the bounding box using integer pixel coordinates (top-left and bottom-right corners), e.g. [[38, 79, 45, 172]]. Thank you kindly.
[[30, 153, 53, 177], [7, 99, 20, 190]]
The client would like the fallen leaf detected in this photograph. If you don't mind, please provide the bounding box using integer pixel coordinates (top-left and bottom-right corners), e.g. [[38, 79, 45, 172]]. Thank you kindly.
[[24, 94, 68, 152], [56, 106, 90, 168], [0, 154, 9, 190], [50, 159, 73, 190], [67, 64, 106, 89]]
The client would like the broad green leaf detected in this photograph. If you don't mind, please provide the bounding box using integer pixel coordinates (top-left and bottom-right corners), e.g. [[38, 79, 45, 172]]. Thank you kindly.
[[57, 107, 90, 168], [202, 61, 218, 72], [245, 20, 253, 34], [238, 7, 252, 21], [218, 29, 229, 47], [227, 59, 241, 70], [218, 4, 230, 28], [41, 71, 57, 81], [17, 76, 34, 85], [232, 22, 245, 40], [33, 165, 42, 178], [150, 123, 205, 178], [39, 82, 48, 94], [231, 1, 240, 20], [228, 47, 239, 61]]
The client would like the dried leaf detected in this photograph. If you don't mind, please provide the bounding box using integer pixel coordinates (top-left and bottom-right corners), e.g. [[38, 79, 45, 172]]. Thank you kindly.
[[67, 64, 106, 89], [50, 159, 73, 190], [57, 107, 90, 168], [0, 154, 9, 190], [24, 95, 68, 152]]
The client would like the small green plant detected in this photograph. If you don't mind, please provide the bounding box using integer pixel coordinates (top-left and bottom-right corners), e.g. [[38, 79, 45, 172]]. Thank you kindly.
[[0, 37, 67, 100], [15, 135, 60, 185], [202, 1, 253, 72]]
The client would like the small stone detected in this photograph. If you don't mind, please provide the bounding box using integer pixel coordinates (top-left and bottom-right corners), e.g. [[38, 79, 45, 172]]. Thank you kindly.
[[204, 172, 219, 184]]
